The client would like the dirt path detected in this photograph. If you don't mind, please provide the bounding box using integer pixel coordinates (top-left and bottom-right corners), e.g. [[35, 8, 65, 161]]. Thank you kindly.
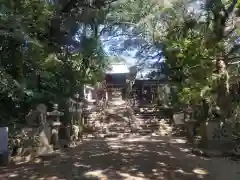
[[1, 137, 240, 180], [1, 98, 240, 180]]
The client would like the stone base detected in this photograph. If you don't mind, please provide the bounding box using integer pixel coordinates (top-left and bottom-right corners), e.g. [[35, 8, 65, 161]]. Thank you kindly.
[[198, 139, 234, 150], [191, 148, 227, 157], [192, 147, 240, 158], [192, 139, 239, 158]]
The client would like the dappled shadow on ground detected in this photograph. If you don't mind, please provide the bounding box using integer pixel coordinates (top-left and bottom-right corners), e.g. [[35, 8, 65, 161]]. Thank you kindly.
[[0, 98, 213, 180], [0, 137, 213, 180]]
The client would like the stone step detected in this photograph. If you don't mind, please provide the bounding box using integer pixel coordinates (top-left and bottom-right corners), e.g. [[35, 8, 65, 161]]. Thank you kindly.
[[140, 124, 159, 128], [108, 125, 128, 129], [138, 129, 152, 135], [135, 116, 170, 119], [108, 129, 130, 133], [108, 127, 130, 130], [104, 133, 119, 138], [108, 126, 129, 130], [134, 111, 164, 114], [134, 110, 172, 116]]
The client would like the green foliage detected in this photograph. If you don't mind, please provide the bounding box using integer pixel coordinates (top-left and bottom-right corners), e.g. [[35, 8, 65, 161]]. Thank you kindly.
[[109, 0, 240, 107], [1, 0, 239, 126], [0, 0, 110, 126]]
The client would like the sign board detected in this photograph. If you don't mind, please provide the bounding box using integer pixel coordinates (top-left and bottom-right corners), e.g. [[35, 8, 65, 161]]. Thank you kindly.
[[0, 127, 8, 153]]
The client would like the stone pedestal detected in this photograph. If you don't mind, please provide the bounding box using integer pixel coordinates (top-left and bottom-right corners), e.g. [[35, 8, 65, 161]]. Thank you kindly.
[[172, 112, 185, 135], [199, 121, 233, 150]]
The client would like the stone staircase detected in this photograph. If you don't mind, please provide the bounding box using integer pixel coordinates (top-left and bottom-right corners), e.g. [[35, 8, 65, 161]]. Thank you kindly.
[[84, 99, 173, 139], [104, 122, 132, 138], [133, 105, 173, 136]]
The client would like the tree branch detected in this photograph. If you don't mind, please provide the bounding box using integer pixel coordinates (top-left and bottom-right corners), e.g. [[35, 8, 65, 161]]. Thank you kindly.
[[226, 0, 238, 15]]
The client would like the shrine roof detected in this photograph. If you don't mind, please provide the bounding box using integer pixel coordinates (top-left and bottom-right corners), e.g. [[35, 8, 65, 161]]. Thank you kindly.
[[105, 63, 130, 74], [134, 79, 159, 84]]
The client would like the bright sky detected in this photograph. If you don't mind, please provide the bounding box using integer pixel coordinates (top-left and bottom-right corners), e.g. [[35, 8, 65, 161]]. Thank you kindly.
[[106, 63, 130, 74], [74, 0, 201, 75]]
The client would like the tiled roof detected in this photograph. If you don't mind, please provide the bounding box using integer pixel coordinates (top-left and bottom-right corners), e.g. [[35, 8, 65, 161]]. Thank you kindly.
[[106, 63, 130, 74]]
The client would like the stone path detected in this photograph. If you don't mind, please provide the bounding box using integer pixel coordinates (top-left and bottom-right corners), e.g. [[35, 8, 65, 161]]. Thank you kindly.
[[1, 98, 240, 180]]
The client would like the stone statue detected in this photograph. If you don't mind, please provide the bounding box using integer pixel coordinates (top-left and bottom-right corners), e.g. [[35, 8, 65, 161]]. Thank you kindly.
[[36, 104, 51, 147], [24, 104, 53, 156]]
